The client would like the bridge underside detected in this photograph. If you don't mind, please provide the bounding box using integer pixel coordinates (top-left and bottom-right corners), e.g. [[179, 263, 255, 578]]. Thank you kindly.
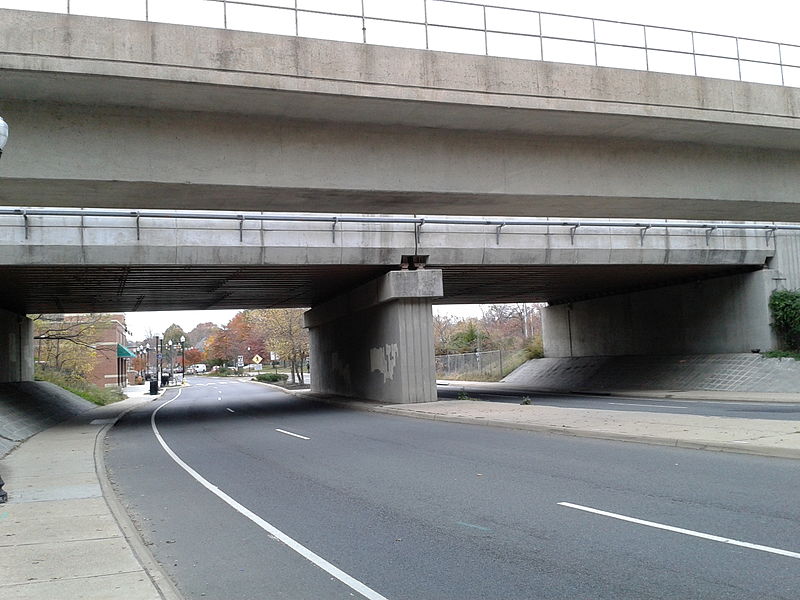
[[0, 263, 758, 315]]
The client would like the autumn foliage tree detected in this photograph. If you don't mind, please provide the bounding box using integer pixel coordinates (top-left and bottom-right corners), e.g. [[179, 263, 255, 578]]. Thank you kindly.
[[183, 347, 204, 366], [32, 314, 110, 377], [250, 308, 309, 384]]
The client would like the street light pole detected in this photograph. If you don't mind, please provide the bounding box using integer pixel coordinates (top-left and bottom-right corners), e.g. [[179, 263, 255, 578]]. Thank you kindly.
[[180, 335, 186, 384], [167, 340, 174, 384]]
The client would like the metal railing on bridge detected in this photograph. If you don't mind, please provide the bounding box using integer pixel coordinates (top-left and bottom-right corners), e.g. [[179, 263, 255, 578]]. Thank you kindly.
[[20, 0, 800, 87], [2, 208, 798, 246]]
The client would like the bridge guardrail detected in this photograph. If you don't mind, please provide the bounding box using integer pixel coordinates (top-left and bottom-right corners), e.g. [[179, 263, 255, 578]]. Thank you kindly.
[[0, 208, 795, 247], [28, 1, 798, 87]]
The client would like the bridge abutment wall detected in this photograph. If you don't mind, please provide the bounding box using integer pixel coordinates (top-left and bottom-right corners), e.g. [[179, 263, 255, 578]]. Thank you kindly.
[[0, 309, 33, 383], [542, 269, 778, 357], [304, 270, 442, 404]]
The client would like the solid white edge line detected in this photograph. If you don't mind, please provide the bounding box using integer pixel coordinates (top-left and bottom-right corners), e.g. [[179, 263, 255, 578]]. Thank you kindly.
[[558, 502, 800, 560], [151, 391, 389, 600], [275, 428, 310, 440]]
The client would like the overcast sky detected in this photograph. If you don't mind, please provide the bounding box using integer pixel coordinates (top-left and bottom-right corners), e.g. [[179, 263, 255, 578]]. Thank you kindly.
[[4, 0, 795, 339]]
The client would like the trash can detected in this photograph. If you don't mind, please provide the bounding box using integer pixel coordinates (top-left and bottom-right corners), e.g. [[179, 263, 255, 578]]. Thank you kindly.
[[149, 380, 159, 395], [161, 374, 169, 387]]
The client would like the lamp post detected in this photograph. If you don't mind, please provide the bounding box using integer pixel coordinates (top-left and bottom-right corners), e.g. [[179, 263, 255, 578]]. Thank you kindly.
[[180, 335, 186, 383], [167, 339, 174, 384], [145, 342, 151, 379], [0, 116, 8, 160]]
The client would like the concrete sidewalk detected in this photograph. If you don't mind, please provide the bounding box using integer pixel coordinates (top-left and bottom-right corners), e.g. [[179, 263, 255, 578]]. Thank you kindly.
[[375, 400, 800, 459], [0, 385, 180, 600], [281, 383, 800, 460], [437, 380, 800, 403]]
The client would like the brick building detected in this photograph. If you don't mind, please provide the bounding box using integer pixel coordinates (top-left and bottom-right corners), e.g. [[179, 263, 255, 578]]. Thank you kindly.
[[87, 314, 134, 389], [34, 313, 134, 389]]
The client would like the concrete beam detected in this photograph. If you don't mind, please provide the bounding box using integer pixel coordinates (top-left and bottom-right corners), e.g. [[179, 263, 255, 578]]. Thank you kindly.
[[306, 270, 442, 404], [3, 101, 800, 220], [2, 9, 800, 148]]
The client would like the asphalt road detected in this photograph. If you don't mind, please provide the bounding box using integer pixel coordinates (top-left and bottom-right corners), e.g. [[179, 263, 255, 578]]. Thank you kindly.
[[438, 385, 800, 420], [106, 379, 800, 599]]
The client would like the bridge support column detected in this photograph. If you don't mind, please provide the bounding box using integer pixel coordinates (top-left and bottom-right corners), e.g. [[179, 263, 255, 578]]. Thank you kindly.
[[304, 270, 443, 404], [542, 269, 778, 357], [0, 308, 34, 382]]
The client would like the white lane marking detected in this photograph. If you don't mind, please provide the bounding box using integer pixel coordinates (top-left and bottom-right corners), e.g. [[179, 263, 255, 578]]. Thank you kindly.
[[559, 502, 800, 560], [226, 408, 235, 413], [276, 428, 311, 441], [151, 391, 389, 600], [607, 403, 688, 409]]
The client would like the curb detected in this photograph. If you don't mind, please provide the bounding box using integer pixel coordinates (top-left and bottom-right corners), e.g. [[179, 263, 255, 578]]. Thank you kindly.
[[371, 407, 800, 460], [95, 394, 185, 600], [270, 387, 800, 461]]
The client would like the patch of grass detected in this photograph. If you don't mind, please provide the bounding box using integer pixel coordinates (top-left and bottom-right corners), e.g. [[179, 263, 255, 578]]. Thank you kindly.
[[35, 367, 124, 406], [763, 350, 800, 360], [456, 389, 481, 401], [520, 396, 533, 405]]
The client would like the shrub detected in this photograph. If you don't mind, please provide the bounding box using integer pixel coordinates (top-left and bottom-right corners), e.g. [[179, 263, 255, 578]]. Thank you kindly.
[[769, 290, 800, 350], [255, 373, 289, 383], [763, 350, 800, 361], [524, 334, 544, 360]]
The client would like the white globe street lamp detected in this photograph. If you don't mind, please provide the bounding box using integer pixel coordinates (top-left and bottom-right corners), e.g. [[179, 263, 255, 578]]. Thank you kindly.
[[0, 116, 8, 159]]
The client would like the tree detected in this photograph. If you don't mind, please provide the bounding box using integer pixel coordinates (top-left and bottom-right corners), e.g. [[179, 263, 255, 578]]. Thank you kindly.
[[31, 314, 110, 376], [227, 311, 266, 360], [205, 328, 236, 366], [187, 322, 221, 352], [184, 347, 204, 366], [163, 323, 188, 346], [250, 308, 309, 384], [433, 314, 456, 355]]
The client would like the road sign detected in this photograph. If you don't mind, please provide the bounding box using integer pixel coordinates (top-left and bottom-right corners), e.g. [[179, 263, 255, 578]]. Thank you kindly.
[[252, 354, 263, 364], [236, 355, 244, 367]]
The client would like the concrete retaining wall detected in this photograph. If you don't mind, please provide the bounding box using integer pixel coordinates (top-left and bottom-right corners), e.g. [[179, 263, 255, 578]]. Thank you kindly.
[[542, 270, 778, 357], [503, 353, 800, 394], [0, 382, 95, 457]]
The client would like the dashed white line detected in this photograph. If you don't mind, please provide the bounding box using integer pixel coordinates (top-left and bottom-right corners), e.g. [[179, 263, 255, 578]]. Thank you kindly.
[[275, 428, 310, 440], [607, 403, 688, 409], [150, 391, 388, 600], [226, 408, 235, 413], [559, 502, 800, 560]]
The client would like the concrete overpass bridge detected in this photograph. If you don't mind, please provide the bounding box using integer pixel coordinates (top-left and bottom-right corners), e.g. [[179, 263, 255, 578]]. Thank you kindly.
[[0, 207, 797, 402], [1, 7, 800, 402], [1, 8, 800, 221]]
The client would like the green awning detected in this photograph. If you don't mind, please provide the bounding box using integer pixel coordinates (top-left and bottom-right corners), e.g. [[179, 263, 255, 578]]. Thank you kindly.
[[117, 344, 136, 358]]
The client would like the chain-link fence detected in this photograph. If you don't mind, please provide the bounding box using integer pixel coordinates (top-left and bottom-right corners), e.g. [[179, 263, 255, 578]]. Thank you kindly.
[[435, 350, 504, 381]]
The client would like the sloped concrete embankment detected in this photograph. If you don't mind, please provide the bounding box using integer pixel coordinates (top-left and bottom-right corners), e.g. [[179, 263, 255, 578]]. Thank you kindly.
[[502, 353, 800, 393], [0, 382, 95, 457]]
